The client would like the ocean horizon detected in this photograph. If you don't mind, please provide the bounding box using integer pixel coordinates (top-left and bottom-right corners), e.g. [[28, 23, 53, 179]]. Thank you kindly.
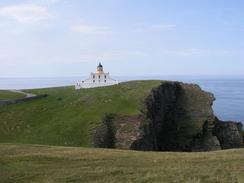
[[0, 75, 244, 124]]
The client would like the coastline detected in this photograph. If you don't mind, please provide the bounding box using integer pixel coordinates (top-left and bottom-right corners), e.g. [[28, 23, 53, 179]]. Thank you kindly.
[[0, 76, 243, 124]]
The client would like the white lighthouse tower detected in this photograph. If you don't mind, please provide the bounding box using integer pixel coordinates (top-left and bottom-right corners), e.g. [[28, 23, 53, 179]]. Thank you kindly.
[[75, 62, 119, 89]]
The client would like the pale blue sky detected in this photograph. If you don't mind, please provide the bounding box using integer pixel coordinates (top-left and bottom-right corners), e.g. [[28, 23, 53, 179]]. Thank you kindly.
[[0, 0, 244, 77]]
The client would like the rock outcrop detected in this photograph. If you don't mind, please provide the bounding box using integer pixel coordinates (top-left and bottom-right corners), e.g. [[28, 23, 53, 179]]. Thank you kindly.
[[131, 81, 220, 151], [93, 81, 243, 151], [93, 114, 141, 149], [213, 119, 243, 149], [191, 119, 222, 151]]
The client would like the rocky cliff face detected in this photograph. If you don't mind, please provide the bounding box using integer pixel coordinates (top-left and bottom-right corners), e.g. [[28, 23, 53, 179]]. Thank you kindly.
[[131, 81, 220, 151], [93, 114, 141, 149], [213, 119, 243, 149], [93, 81, 243, 151]]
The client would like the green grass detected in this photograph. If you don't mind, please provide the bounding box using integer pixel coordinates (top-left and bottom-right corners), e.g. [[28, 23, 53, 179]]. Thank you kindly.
[[0, 143, 244, 183], [0, 90, 26, 100], [0, 81, 161, 147]]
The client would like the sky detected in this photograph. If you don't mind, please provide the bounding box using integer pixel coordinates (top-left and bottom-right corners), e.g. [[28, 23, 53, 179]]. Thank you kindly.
[[0, 0, 244, 77]]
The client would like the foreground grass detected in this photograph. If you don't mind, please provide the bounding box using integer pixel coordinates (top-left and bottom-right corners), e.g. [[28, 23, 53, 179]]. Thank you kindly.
[[0, 81, 161, 147], [0, 144, 244, 183], [0, 90, 25, 100]]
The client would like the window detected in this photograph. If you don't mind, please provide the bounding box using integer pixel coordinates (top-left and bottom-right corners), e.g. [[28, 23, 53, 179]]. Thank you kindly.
[[93, 75, 95, 79], [104, 75, 107, 79], [99, 75, 101, 79], [93, 80, 95, 83], [105, 80, 106, 83]]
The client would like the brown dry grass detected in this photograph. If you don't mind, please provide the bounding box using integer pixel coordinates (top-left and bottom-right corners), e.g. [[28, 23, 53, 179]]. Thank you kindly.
[[0, 144, 244, 183]]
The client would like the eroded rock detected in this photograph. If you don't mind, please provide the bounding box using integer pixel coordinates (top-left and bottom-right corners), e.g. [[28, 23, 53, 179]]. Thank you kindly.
[[213, 120, 243, 149], [131, 81, 217, 151]]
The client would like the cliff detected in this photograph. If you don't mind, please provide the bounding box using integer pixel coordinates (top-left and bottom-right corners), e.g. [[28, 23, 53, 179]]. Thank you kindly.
[[94, 81, 243, 151], [131, 81, 219, 151]]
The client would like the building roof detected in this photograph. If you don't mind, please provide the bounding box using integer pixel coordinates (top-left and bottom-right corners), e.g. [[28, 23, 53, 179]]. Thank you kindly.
[[98, 62, 103, 68]]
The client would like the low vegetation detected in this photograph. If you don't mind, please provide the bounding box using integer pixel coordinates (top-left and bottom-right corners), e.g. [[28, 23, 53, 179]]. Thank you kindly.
[[1, 143, 244, 183], [0, 81, 161, 147], [0, 90, 25, 100]]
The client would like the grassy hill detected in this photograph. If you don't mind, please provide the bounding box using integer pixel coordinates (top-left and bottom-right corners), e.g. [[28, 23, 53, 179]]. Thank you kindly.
[[0, 90, 25, 100], [1, 143, 244, 183], [0, 81, 161, 147]]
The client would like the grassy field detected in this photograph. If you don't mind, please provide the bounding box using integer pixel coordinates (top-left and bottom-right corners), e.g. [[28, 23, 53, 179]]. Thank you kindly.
[[0, 81, 161, 147], [0, 90, 26, 100], [0, 143, 244, 183]]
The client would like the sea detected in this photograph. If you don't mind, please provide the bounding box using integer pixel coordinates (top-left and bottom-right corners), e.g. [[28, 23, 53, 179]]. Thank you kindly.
[[0, 76, 243, 124]]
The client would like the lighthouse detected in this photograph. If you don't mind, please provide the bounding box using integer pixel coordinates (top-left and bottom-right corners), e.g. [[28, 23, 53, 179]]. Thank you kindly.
[[75, 62, 119, 89], [96, 62, 104, 73]]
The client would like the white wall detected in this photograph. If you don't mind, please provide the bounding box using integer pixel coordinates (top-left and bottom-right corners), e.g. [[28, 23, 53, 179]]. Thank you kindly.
[[75, 72, 118, 89]]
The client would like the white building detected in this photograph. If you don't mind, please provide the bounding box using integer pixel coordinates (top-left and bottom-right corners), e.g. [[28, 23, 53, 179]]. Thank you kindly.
[[75, 62, 119, 89]]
